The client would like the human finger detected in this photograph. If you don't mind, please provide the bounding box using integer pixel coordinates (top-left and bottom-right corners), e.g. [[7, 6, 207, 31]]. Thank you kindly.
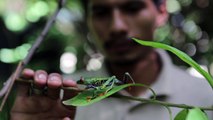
[[30, 70, 48, 96], [16, 68, 35, 96], [62, 79, 77, 100], [34, 70, 48, 87], [16, 82, 30, 96], [47, 73, 62, 99], [22, 68, 35, 79]]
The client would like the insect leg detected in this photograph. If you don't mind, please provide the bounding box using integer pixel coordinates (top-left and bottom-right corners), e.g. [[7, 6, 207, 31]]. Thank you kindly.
[[105, 79, 115, 93], [101, 76, 116, 89], [85, 84, 97, 89]]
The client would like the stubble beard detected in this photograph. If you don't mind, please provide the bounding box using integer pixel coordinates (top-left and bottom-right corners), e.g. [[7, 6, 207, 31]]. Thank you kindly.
[[105, 47, 153, 67]]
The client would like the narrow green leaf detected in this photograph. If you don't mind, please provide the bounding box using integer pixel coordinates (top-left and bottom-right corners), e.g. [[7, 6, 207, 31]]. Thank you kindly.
[[63, 83, 155, 106], [174, 109, 188, 120], [186, 108, 209, 120], [132, 38, 213, 88]]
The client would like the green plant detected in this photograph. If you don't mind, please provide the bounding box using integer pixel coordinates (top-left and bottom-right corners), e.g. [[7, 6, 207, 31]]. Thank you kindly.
[[63, 39, 213, 120], [63, 73, 156, 106]]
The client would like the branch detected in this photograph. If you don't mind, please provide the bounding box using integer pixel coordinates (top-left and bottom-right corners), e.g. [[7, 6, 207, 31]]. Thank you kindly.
[[0, 0, 66, 111], [15, 78, 213, 111], [112, 94, 213, 111]]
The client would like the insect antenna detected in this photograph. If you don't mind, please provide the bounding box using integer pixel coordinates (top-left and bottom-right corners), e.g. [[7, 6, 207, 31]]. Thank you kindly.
[[123, 72, 135, 84]]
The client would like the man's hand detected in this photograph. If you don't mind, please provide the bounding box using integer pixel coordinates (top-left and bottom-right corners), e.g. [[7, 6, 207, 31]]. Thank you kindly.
[[11, 69, 77, 120]]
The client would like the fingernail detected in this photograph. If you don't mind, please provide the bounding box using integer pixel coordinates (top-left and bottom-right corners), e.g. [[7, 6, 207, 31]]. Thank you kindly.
[[49, 76, 60, 81], [37, 74, 47, 80]]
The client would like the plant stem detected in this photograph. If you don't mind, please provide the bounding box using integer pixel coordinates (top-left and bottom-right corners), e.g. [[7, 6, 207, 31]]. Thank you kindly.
[[112, 94, 213, 111], [16, 78, 213, 111], [0, 62, 23, 111]]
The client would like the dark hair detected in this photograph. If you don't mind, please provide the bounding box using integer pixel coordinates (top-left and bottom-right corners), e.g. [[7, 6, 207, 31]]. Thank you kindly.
[[80, 0, 164, 16]]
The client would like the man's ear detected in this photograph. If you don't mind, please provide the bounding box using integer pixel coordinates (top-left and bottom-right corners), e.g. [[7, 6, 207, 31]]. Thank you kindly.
[[156, 1, 168, 27]]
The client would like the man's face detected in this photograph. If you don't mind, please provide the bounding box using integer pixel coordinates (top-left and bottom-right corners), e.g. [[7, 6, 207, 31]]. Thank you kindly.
[[87, 0, 167, 63]]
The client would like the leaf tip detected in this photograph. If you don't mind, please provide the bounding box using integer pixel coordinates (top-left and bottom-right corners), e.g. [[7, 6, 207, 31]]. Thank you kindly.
[[131, 38, 141, 44]]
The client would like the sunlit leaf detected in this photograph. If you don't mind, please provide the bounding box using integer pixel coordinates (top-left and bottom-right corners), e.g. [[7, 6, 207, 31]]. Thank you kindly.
[[63, 83, 155, 106], [186, 108, 209, 120], [174, 109, 188, 120], [132, 38, 213, 88]]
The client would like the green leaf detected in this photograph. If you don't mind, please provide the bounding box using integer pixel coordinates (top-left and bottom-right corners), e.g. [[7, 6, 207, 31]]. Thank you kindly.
[[132, 38, 213, 88], [174, 109, 188, 120], [186, 108, 209, 120], [63, 83, 155, 106]]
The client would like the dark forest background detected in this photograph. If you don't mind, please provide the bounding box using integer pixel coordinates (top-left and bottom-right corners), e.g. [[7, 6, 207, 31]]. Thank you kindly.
[[0, 0, 213, 92]]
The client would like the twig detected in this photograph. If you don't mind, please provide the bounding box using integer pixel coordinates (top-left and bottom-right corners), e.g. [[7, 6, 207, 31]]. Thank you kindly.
[[14, 78, 213, 111], [15, 78, 213, 111], [112, 94, 213, 111], [0, 62, 23, 111], [0, 0, 66, 111]]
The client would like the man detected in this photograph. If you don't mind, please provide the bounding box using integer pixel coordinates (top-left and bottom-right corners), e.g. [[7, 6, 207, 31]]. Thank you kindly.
[[10, 0, 213, 120]]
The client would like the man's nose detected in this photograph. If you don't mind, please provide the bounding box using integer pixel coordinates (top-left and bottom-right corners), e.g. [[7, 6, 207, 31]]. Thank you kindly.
[[110, 9, 128, 36]]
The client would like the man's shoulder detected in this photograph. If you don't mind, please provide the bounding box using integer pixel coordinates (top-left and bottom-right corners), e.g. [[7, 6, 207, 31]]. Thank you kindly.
[[168, 65, 213, 104], [157, 49, 211, 92], [170, 65, 209, 86]]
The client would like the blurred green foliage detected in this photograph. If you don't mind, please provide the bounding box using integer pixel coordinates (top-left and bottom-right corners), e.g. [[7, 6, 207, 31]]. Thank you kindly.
[[0, 0, 86, 74], [0, 0, 213, 80], [155, 0, 213, 71]]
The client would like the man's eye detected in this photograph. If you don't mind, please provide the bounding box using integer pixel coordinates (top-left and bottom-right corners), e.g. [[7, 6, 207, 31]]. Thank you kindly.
[[121, 1, 146, 14], [91, 6, 111, 18]]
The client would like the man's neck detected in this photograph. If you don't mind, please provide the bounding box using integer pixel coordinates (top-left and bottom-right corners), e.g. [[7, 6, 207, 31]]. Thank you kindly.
[[107, 51, 162, 96]]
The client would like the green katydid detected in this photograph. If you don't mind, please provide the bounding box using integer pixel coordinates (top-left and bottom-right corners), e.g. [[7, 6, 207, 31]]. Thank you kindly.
[[77, 72, 135, 101]]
